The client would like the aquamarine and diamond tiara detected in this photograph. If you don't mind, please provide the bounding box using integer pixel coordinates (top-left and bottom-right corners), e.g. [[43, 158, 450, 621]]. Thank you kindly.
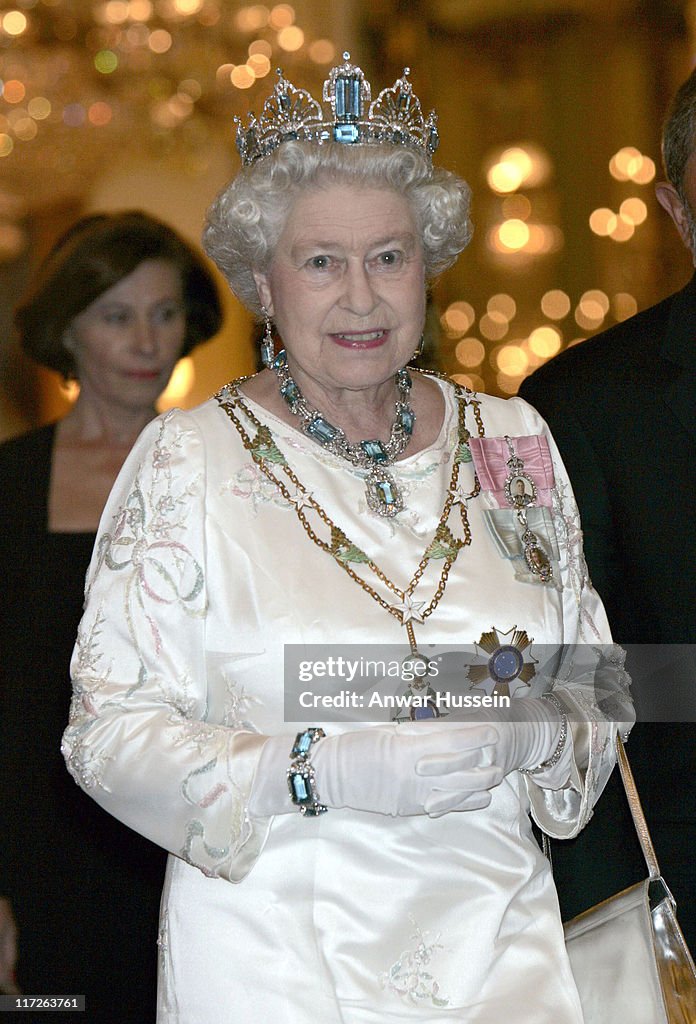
[[235, 52, 439, 166]]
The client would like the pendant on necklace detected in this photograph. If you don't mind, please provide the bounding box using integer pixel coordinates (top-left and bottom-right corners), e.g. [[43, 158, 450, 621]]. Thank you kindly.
[[365, 464, 404, 517]]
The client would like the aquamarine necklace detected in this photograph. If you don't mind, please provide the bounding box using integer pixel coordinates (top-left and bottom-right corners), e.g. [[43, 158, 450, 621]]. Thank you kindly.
[[271, 349, 415, 518]]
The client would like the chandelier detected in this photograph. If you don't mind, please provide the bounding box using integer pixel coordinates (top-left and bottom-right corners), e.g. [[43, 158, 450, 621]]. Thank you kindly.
[[0, 1, 336, 256]]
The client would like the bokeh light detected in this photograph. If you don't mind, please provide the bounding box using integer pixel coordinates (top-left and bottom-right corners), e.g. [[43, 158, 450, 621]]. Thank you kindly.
[[172, 0, 203, 14], [488, 293, 517, 321], [609, 147, 656, 184], [480, 312, 509, 341], [452, 372, 485, 392], [158, 357, 195, 409], [277, 25, 304, 51], [28, 97, 52, 120], [2, 10, 28, 36], [148, 29, 173, 53], [95, 50, 119, 74], [528, 326, 562, 358], [609, 146, 642, 181], [581, 289, 610, 315], [589, 207, 617, 236], [498, 219, 530, 250], [12, 116, 37, 141], [216, 63, 235, 83], [248, 39, 273, 57], [541, 290, 571, 320], [179, 78, 202, 101], [231, 64, 255, 89], [3, 11, 28, 36], [269, 3, 295, 29], [103, 1, 129, 24], [612, 292, 638, 321], [609, 216, 635, 242], [2, 81, 26, 104], [488, 147, 532, 193], [489, 159, 525, 194], [575, 291, 609, 331], [455, 337, 486, 367], [487, 144, 551, 194], [247, 53, 271, 77], [631, 156, 656, 185], [442, 301, 475, 337], [88, 101, 113, 126], [129, 0, 153, 20], [235, 6, 270, 32], [619, 197, 648, 225], [495, 344, 529, 375], [309, 39, 335, 63]]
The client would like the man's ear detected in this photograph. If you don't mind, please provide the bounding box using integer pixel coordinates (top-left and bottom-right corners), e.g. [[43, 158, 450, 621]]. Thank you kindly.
[[252, 269, 273, 315], [655, 181, 694, 254]]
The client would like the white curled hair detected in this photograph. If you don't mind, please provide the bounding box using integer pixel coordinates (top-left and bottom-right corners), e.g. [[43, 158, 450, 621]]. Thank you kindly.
[[203, 141, 473, 316]]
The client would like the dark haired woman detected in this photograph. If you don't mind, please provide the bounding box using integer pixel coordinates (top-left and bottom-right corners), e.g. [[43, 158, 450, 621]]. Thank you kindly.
[[0, 210, 222, 1016]]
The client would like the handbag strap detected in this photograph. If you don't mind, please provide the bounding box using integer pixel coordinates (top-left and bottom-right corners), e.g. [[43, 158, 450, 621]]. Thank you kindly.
[[614, 733, 662, 880], [540, 733, 662, 881]]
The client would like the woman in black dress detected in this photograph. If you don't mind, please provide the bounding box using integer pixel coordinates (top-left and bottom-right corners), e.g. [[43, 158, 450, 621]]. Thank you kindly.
[[0, 211, 222, 1018]]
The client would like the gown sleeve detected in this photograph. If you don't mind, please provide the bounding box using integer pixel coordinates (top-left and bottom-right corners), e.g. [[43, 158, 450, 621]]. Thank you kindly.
[[62, 409, 270, 882], [512, 398, 635, 839]]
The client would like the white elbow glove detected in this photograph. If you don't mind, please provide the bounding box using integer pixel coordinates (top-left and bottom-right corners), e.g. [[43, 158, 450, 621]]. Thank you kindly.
[[248, 723, 505, 819]]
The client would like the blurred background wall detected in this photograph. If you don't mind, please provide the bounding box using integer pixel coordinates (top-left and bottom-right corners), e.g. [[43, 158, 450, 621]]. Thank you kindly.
[[0, 0, 693, 440]]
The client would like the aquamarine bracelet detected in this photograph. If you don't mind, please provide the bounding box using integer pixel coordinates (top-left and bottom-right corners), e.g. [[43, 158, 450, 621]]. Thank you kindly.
[[287, 727, 328, 816]]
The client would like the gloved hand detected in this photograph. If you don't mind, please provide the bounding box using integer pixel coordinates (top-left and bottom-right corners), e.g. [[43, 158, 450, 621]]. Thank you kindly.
[[248, 723, 505, 819], [416, 695, 570, 783]]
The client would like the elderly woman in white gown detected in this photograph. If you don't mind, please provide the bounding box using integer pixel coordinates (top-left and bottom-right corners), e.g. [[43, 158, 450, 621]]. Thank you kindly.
[[63, 56, 632, 1023]]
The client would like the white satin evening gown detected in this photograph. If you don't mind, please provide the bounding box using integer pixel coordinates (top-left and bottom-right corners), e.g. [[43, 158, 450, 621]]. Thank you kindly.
[[63, 377, 632, 1022]]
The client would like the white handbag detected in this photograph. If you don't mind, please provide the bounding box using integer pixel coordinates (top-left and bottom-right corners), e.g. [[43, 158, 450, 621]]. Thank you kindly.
[[559, 736, 696, 1024]]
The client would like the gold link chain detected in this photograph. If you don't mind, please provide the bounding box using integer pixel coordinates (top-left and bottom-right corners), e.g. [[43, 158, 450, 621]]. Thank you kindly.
[[215, 374, 484, 649]]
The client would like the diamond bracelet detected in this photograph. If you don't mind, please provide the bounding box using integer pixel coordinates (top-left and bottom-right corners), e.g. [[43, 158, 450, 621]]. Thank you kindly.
[[287, 727, 328, 816], [519, 692, 569, 776]]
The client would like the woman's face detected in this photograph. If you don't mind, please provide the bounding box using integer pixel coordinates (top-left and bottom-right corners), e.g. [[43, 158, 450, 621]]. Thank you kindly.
[[67, 259, 186, 411], [253, 183, 426, 397]]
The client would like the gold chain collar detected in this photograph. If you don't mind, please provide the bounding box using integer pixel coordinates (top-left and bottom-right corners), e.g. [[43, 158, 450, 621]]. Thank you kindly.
[[215, 373, 484, 655]]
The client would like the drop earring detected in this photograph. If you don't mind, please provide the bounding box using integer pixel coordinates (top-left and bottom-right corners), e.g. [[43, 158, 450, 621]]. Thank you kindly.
[[260, 306, 274, 368], [411, 334, 424, 362]]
